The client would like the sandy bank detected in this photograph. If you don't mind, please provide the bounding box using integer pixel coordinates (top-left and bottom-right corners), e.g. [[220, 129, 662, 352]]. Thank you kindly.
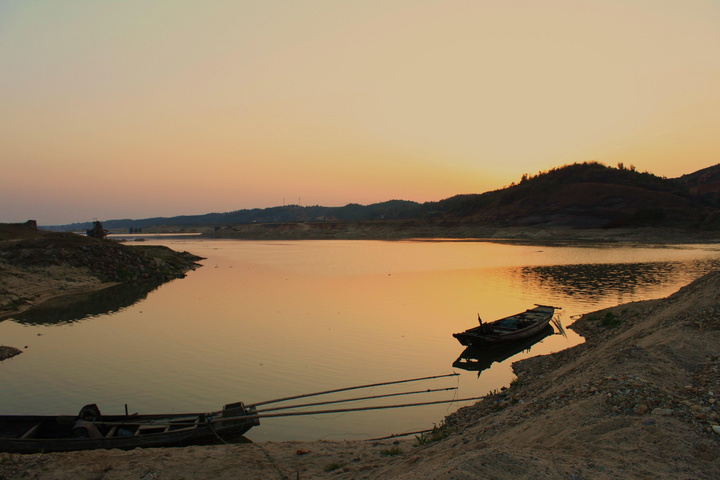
[[3, 269, 719, 479], [0, 224, 203, 321]]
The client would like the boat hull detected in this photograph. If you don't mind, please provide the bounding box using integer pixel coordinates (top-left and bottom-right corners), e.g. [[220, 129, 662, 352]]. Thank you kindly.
[[452, 305, 557, 348], [453, 325, 555, 373], [0, 403, 259, 454]]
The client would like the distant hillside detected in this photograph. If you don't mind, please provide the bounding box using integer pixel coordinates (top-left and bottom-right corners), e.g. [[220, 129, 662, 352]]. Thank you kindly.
[[424, 162, 720, 229], [47, 162, 720, 233], [676, 163, 720, 206], [48, 200, 424, 232]]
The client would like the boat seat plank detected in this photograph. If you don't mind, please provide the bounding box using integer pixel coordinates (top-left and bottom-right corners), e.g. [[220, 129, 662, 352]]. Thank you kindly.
[[135, 425, 164, 436], [105, 426, 118, 438], [20, 423, 42, 439]]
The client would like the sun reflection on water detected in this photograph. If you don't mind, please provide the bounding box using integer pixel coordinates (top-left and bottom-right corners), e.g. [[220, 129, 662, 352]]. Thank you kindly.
[[0, 239, 718, 442]]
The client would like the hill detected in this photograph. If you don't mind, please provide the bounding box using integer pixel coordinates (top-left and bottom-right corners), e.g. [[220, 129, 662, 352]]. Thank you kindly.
[[46, 162, 720, 236], [677, 163, 720, 206], [428, 161, 720, 229]]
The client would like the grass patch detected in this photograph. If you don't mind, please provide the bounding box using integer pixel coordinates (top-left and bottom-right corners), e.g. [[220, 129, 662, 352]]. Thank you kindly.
[[415, 421, 453, 446], [601, 311, 623, 328], [380, 446, 404, 456], [509, 376, 523, 389]]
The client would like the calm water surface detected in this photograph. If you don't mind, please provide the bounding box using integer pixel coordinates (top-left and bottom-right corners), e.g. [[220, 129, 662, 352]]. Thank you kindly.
[[1, 238, 719, 442]]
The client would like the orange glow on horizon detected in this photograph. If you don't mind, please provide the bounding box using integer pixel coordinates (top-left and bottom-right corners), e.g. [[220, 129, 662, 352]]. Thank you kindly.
[[1, 1, 719, 224]]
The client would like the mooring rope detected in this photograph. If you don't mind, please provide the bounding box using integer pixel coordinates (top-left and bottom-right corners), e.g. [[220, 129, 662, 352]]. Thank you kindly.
[[207, 423, 288, 480], [254, 443, 289, 480]]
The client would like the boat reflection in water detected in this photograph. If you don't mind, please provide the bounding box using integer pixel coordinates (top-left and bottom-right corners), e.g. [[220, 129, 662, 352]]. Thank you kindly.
[[452, 325, 555, 377]]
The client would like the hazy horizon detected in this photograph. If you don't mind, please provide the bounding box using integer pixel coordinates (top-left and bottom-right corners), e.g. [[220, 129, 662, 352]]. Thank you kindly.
[[32, 159, 717, 227], [2, 1, 719, 225]]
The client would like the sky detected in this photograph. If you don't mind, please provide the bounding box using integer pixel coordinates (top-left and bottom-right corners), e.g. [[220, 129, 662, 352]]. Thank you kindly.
[[1, 1, 719, 225]]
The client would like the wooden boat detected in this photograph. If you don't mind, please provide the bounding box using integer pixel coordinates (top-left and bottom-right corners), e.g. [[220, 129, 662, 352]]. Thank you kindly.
[[452, 305, 559, 348], [0, 402, 259, 454], [453, 325, 555, 375]]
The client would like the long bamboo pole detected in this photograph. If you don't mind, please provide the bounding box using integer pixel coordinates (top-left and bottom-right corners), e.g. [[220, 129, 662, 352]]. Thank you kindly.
[[254, 387, 458, 413], [216, 396, 485, 422], [246, 372, 459, 408], [90, 394, 482, 429]]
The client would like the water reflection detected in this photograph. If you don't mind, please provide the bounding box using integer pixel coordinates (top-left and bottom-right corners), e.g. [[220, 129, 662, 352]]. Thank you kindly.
[[452, 325, 555, 377], [512, 259, 720, 301], [2, 239, 718, 443], [10, 281, 166, 326]]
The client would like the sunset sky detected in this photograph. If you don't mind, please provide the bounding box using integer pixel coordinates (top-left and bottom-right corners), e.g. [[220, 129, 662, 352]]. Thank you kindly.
[[2, 1, 719, 225]]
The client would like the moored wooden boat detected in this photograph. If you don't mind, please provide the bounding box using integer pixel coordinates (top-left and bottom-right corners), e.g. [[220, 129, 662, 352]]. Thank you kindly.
[[0, 402, 259, 454], [453, 324, 555, 374], [452, 305, 559, 348]]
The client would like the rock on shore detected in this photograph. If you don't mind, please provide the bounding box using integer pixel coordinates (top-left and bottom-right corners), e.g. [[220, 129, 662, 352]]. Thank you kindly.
[[0, 345, 22, 361], [2, 268, 719, 479]]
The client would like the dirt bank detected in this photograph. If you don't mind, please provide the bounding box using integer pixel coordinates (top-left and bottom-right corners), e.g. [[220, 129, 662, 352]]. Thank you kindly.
[[2, 268, 719, 479], [0, 222, 203, 322]]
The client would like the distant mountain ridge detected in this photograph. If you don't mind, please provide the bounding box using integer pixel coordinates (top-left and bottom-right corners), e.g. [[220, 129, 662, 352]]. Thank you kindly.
[[50, 199, 424, 232], [48, 162, 720, 233], [426, 162, 719, 230]]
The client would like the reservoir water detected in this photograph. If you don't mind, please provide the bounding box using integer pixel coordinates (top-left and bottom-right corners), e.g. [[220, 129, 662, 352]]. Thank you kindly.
[[1, 238, 719, 442]]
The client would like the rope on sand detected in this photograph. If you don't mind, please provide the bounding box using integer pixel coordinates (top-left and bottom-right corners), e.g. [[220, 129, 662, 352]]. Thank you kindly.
[[254, 443, 289, 480]]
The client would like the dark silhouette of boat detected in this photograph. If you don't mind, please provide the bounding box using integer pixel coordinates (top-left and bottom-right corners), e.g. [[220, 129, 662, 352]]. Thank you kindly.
[[453, 324, 555, 374], [0, 402, 258, 454], [452, 305, 559, 348]]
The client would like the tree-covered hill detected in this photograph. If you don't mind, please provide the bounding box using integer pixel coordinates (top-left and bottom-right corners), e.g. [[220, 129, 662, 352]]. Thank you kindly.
[[47, 162, 720, 233], [423, 161, 718, 229]]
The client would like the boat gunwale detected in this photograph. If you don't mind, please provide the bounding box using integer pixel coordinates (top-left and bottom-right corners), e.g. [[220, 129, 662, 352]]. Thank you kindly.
[[453, 305, 558, 348]]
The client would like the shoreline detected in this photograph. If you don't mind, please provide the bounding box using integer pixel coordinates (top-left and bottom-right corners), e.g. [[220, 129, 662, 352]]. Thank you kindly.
[[2, 222, 718, 478], [2, 270, 719, 478], [202, 223, 720, 244], [0, 224, 204, 364]]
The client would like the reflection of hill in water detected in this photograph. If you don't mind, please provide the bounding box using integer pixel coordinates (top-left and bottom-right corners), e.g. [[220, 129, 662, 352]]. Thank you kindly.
[[11, 281, 166, 326], [512, 259, 720, 301]]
